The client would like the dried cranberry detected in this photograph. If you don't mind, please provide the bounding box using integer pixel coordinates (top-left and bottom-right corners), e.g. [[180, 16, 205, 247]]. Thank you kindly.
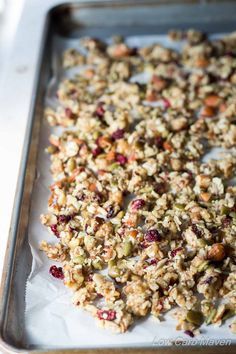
[[145, 229, 162, 242], [50, 224, 59, 238], [131, 198, 145, 210], [112, 129, 124, 140], [184, 330, 194, 338], [191, 224, 202, 238], [94, 192, 103, 203], [116, 153, 127, 165], [49, 265, 64, 279], [92, 146, 103, 157], [106, 205, 114, 218], [65, 107, 73, 118], [154, 136, 164, 148], [140, 241, 148, 249], [162, 98, 171, 109], [222, 216, 232, 228], [95, 103, 105, 118], [147, 258, 158, 265], [58, 215, 72, 223], [170, 247, 182, 257], [97, 309, 116, 321], [87, 274, 94, 282]]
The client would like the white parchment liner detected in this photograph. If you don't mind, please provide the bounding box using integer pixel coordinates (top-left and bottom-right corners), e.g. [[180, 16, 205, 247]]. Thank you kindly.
[[25, 34, 235, 349]]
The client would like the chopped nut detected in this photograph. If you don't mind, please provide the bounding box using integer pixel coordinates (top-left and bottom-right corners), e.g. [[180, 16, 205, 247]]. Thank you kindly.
[[170, 117, 188, 132], [204, 95, 221, 108], [208, 243, 226, 262], [200, 192, 212, 202]]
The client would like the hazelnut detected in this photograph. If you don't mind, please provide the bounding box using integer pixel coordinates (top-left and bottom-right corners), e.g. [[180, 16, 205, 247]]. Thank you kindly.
[[204, 95, 221, 108], [208, 243, 226, 262], [200, 106, 215, 117], [195, 57, 209, 68]]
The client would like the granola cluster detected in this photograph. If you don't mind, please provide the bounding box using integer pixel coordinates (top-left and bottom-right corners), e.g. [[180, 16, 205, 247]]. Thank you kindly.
[[41, 29, 236, 335]]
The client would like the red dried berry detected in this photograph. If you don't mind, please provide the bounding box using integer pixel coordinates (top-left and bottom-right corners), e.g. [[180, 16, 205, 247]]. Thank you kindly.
[[146, 258, 158, 266], [131, 198, 145, 210], [162, 98, 171, 109], [95, 103, 105, 118], [58, 215, 72, 223], [140, 241, 149, 249], [97, 310, 116, 321], [65, 107, 73, 118], [116, 153, 127, 165], [112, 129, 124, 140], [170, 247, 183, 258], [154, 136, 164, 149], [50, 224, 59, 238], [145, 229, 162, 242], [92, 146, 103, 157], [184, 330, 194, 338], [49, 265, 64, 279]]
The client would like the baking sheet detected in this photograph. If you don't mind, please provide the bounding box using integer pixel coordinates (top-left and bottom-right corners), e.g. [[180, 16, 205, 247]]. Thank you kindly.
[[25, 34, 235, 349]]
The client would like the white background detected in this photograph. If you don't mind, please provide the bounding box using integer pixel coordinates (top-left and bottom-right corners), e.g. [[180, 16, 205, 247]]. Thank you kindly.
[[0, 0, 25, 283]]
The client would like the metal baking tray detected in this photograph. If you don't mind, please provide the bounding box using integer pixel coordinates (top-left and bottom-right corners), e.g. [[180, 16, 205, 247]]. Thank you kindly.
[[0, 0, 236, 352]]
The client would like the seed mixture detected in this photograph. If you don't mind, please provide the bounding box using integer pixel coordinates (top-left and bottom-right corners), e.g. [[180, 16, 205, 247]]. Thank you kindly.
[[40, 29, 236, 336]]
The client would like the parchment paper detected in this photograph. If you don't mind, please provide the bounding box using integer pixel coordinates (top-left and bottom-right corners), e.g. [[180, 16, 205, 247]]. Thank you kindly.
[[25, 34, 235, 349]]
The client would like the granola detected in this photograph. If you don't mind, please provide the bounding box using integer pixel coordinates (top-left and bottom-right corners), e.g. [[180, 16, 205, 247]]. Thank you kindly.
[[41, 29, 236, 335]]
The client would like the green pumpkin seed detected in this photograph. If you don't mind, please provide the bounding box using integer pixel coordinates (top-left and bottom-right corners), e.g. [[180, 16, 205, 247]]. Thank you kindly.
[[186, 310, 204, 326], [206, 309, 217, 325], [123, 241, 133, 257]]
